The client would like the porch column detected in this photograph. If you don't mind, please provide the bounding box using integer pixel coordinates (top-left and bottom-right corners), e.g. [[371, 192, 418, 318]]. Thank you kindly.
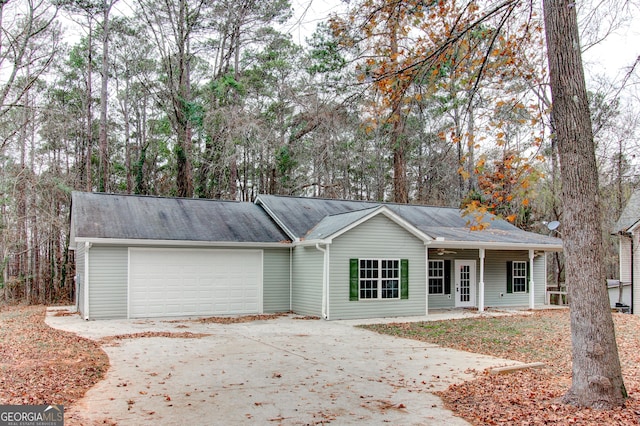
[[529, 249, 535, 309], [425, 247, 429, 316], [478, 248, 485, 312]]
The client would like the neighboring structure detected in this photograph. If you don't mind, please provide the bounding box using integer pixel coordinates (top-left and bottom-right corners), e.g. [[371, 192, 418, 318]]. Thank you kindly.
[[614, 190, 640, 314], [70, 192, 563, 320], [606, 280, 632, 311]]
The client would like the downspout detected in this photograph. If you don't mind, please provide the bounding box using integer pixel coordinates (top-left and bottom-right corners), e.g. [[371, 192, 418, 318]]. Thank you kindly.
[[619, 231, 634, 314], [84, 242, 91, 320], [478, 248, 485, 312], [316, 243, 329, 320], [627, 232, 634, 314], [529, 249, 535, 309], [289, 246, 292, 312]]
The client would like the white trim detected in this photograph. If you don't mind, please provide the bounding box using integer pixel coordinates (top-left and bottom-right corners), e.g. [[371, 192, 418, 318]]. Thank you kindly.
[[316, 243, 328, 319], [259, 250, 264, 314], [83, 242, 90, 320], [425, 241, 562, 252], [529, 249, 535, 309], [427, 259, 446, 295], [126, 246, 134, 320], [74, 237, 290, 248], [356, 258, 402, 300], [478, 248, 485, 312], [511, 260, 528, 293], [322, 206, 432, 244], [254, 196, 298, 242], [627, 220, 640, 234], [454, 259, 476, 308], [289, 246, 293, 312], [425, 248, 429, 315]]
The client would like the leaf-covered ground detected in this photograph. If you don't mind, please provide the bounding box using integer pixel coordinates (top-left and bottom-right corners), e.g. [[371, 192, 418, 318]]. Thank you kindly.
[[0, 305, 109, 407], [363, 309, 640, 425]]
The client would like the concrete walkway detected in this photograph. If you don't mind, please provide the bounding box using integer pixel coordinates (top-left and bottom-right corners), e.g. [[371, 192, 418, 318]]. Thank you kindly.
[[46, 308, 524, 425]]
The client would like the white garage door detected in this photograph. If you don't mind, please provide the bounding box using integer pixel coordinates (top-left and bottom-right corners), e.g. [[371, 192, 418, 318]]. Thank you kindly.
[[129, 248, 262, 318]]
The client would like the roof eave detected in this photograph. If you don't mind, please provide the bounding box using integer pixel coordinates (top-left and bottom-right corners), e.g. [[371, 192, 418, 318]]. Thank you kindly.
[[72, 237, 293, 248], [425, 240, 563, 252]]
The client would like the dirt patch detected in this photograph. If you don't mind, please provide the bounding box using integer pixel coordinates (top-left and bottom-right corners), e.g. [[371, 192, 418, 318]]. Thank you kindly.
[[163, 312, 291, 324], [98, 331, 210, 345], [0, 305, 109, 406]]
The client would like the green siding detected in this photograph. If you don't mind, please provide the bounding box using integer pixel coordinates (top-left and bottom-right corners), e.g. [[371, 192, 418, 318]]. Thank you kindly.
[[327, 214, 426, 320], [263, 248, 291, 313], [427, 249, 547, 309], [291, 245, 323, 317], [75, 244, 86, 317], [88, 246, 128, 319], [483, 250, 546, 307]]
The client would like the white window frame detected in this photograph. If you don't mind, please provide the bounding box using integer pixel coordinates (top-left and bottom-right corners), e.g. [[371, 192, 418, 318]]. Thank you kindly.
[[358, 258, 401, 300], [512, 261, 527, 293], [428, 260, 445, 295]]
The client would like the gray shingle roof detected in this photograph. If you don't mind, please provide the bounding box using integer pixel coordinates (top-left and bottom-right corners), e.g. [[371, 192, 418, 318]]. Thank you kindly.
[[71, 192, 290, 244], [256, 194, 561, 247], [615, 190, 640, 233]]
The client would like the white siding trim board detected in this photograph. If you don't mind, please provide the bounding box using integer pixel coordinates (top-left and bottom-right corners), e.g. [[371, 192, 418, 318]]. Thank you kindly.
[[84, 242, 90, 320], [75, 237, 291, 249]]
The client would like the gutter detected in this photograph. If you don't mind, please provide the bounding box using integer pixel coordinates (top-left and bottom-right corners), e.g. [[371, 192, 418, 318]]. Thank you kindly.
[[73, 237, 293, 248], [423, 240, 563, 252]]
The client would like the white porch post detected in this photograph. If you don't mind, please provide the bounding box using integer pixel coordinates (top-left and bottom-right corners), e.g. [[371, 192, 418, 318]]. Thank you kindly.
[[478, 248, 485, 312], [425, 247, 429, 315], [529, 249, 535, 309]]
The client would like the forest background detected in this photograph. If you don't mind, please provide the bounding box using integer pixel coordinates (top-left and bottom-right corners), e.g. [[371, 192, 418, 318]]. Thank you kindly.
[[1, 0, 639, 304]]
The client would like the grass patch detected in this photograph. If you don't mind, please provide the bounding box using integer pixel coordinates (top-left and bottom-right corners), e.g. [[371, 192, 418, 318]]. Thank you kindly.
[[362, 310, 640, 425]]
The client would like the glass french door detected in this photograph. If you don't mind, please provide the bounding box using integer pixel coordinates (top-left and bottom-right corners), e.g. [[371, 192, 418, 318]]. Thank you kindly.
[[455, 260, 476, 308]]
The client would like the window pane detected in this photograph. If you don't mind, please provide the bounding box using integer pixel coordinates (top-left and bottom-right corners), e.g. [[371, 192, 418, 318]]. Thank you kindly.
[[428, 260, 444, 294], [513, 261, 527, 293], [359, 259, 400, 299], [382, 279, 399, 298]]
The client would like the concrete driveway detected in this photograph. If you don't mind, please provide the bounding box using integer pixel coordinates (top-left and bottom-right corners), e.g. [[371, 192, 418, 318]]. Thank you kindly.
[[46, 308, 521, 425]]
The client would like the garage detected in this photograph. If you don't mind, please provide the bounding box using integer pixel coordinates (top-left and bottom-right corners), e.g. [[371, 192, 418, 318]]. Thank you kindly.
[[129, 248, 262, 318]]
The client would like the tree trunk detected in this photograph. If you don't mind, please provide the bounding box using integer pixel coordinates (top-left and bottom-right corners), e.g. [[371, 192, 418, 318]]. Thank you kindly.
[[85, 19, 93, 192], [98, 0, 114, 192], [389, 14, 408, 204], [543, 0, 627, 408]]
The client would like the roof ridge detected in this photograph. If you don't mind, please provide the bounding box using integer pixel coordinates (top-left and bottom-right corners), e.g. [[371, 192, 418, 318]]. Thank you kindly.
[[73, 191, 244, 204], [257, 193, 460, 210]]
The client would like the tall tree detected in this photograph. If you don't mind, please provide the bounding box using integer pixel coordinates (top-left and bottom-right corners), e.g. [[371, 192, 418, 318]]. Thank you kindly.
[[138, 0, 206, 197], [97, 0, 118, 192], [543, 0, 626, 408]]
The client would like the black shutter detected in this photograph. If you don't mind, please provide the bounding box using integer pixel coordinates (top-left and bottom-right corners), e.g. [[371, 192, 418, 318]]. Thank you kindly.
[[506, 261, 513, 293], [526, 261, 530, 293], [444, 259, 452, 295], [401, 259, 409, 299], [350, 259, 359, 301]]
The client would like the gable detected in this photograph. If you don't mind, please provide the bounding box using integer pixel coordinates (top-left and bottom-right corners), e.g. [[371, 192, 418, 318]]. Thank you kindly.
[[257, 194, 562, 250]]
